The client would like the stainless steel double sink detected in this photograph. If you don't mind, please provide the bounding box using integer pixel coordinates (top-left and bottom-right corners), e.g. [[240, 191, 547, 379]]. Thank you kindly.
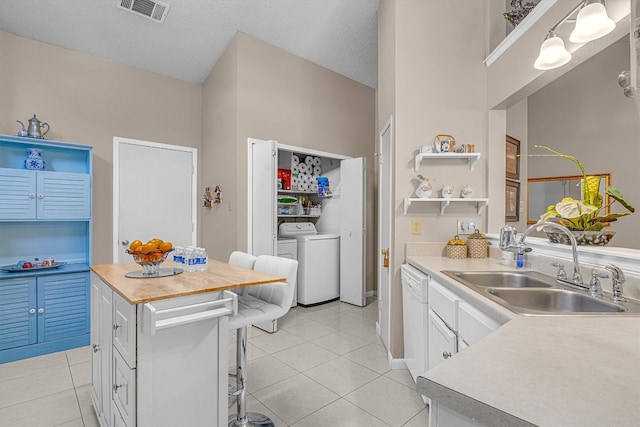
[[442, 270, 640, 316]]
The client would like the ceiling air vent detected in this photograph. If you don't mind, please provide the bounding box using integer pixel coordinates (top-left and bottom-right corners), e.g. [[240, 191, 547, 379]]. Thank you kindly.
[[117, 0, 169, 24]]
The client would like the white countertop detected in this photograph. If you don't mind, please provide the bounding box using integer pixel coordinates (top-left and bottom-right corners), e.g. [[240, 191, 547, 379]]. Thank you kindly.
[[409, 256, 640, 427]]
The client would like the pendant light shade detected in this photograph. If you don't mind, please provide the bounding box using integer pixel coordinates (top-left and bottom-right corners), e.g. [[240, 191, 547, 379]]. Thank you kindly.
[[534, 33, 572, 70], [569, 1, 615, 43]]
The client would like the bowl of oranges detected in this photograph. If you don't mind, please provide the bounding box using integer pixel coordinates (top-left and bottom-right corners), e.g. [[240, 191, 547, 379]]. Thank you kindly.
[[126, 238, 174, 276]]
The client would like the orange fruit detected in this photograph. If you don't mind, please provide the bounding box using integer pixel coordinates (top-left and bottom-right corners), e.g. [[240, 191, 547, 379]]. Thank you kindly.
[[129, 240, 143, 251], [159, 241, 173, 252], [141, 242, 157, 253], [150, 252, 163, 261]]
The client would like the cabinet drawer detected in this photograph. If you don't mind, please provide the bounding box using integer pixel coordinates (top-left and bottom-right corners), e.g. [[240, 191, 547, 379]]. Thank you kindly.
[[428, 280, 459, 331], [113, 292, 136, 368], [458, 302, 501, 346], [113, 350, 136, 427]]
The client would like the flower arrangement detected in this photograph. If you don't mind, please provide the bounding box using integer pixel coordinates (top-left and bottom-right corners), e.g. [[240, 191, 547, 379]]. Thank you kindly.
[[536, 145, 635, 233]]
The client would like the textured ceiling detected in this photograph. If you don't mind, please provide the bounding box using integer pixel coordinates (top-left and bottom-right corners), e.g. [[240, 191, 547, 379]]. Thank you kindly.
[[0, 0, 379, 88]]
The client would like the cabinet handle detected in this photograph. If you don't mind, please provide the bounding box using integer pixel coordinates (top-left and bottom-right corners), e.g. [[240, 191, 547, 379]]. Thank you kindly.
[[442, 351, 452, 359], [38, 308, 45, 314], [113, 324, 122, 331], [28, 193, 35, 199], [92, 344, 100, 353], [121, 240, 130, 246], [38, 194, 44, 199], [113, 384, 122, 393], [29, 308, 36, 315]]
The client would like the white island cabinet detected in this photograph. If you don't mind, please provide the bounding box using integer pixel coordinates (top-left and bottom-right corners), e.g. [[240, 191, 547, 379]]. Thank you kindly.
[[90, 273, 234, 427], [89, 259, 284, 427]]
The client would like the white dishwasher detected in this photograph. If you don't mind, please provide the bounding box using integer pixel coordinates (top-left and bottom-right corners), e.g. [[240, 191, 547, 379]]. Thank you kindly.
[[401, 263, 430, 382]]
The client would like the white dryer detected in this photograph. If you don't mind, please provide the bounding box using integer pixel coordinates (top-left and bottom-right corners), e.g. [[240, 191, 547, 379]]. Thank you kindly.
[[279, 222, 340, 305]]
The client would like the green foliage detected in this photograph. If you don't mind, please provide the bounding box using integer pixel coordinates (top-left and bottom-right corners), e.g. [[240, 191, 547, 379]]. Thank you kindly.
[[535, 146, 634, 231]]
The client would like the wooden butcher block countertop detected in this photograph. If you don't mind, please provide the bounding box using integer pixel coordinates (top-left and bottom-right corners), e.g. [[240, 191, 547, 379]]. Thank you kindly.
[[90, 259, 284, 305]]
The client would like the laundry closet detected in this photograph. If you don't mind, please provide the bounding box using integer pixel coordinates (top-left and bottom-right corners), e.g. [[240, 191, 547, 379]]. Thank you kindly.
[[248, 138, 366, 318]]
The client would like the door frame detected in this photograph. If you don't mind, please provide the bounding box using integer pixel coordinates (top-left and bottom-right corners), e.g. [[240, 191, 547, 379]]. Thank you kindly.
[[377, 116, 394, 349], [112, 137, 198, 262]]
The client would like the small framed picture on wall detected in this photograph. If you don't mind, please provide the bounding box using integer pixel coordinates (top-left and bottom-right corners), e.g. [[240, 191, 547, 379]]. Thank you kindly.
[[506, 135, 520, 180], [505, 180, 520, 222]]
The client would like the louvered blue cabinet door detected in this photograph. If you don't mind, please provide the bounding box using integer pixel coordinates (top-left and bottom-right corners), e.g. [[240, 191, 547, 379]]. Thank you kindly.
[[0, 277, 37, 351], [36, 172, 91, 220], [38, 273, 90, 343], [0, 168, 37, 220]]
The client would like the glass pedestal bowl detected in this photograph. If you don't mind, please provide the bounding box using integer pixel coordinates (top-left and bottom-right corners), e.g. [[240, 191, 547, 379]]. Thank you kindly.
[[126, 248, 174, 276]]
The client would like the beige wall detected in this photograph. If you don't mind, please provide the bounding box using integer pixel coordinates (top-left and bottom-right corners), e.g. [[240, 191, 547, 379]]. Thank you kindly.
[[201, 36, 240, 262], [379, 0, 489, 357], [200, 33, 377, 289], [528, 37, 640, 248], [0, 31, 202, 264]]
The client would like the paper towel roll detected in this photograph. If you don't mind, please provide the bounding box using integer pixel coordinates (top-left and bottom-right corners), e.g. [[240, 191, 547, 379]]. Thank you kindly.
[[311, 183, 319, 192], [298, 163, 308, 174], [305, 156, 314, 165], [313, 166, 321, 175], [292, 155, 299, 165], [313, 157, 321, 166]]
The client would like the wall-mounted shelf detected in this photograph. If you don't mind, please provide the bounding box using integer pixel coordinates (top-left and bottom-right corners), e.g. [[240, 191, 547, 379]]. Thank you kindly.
[[403, 197, 489, 215], [414, 152, 481, 172]]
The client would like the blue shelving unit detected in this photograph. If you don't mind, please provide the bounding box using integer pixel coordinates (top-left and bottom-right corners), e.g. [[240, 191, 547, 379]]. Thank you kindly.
[[0, 135, 92, 363]]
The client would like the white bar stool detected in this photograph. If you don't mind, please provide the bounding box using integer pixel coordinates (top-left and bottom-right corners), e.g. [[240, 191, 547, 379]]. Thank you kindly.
[[227, 253, 298, 427]]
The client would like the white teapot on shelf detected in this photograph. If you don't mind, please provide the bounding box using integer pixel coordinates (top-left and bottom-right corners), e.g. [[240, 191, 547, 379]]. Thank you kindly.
[[415, 175, 435, 198]]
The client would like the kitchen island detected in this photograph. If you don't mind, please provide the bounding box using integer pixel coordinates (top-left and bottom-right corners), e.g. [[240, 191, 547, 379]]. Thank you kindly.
[[89, 259, 284, 427], [409, 255, 640, 427]]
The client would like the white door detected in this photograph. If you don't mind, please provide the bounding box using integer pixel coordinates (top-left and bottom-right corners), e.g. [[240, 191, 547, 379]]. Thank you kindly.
[[113, 137, 197, 263], [340, 157, 366, 306], [378, 117, 393, 349], [248, 138, 277, 256]]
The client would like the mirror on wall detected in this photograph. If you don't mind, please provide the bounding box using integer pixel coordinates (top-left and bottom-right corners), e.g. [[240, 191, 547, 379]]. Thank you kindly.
[[527, 174, 611, 224]]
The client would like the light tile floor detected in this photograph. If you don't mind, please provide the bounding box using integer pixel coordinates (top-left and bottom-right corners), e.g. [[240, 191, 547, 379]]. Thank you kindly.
[[0, 299, 429, 427]]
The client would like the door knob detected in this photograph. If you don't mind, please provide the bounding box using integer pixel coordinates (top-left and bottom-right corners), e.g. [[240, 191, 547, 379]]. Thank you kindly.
[[443, 351, 452, 359]]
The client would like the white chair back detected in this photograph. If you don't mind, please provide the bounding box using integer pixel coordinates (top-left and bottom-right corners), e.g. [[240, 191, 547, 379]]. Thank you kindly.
[[228, 251, 257, 270], [228, 251, 258, 296], [247, 255, 298, 314]]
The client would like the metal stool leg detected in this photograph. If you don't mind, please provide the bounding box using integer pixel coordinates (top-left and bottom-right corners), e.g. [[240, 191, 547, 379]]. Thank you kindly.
[[229, 326, 275, 427]]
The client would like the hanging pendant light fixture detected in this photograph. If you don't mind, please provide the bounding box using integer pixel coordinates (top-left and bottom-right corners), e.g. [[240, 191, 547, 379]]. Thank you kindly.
[[533, 0, 616, 71], [569, 0, 615, 43], [534, 31, 572, 70]]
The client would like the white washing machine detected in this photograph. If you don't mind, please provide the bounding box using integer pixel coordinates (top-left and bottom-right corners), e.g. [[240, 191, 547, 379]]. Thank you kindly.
[[277, 238, 298, 308], [279, 222, 340, 305]]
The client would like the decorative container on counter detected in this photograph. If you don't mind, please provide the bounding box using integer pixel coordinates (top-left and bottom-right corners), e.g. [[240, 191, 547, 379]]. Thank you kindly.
[[467, 229, 488, 258], [446, 235, 467, 259], [24, 148, 45, 170]]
